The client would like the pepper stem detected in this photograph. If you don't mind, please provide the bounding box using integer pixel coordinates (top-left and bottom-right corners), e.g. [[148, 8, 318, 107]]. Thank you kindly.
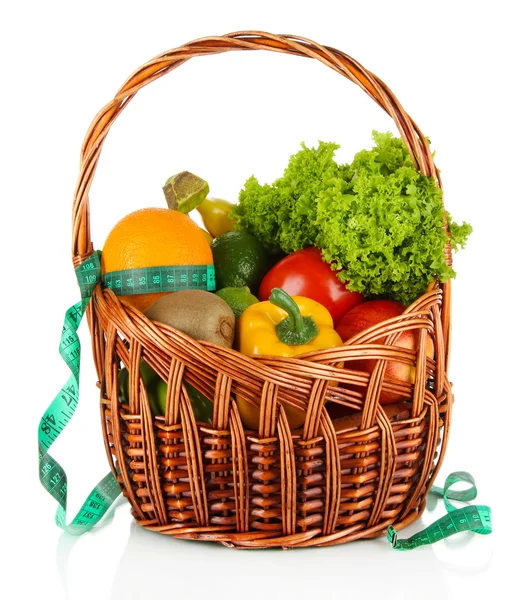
[[269, 288, 319, 346]]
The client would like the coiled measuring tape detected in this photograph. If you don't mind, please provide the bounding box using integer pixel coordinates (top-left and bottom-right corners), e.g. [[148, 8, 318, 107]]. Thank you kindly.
[[38, 252, 121, 533], [38, 252, 216, 534], [388, 472, 492, 550]]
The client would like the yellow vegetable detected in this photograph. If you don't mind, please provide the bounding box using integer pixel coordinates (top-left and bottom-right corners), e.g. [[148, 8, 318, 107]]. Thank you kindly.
[[196, 197, 236, 238], [237, 288, 342, 429]]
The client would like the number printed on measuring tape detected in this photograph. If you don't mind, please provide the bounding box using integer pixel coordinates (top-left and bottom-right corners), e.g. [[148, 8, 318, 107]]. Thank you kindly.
[[101, 264, 216, 296]]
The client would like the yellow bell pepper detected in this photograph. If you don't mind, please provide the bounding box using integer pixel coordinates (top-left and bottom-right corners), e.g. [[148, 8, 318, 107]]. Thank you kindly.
[[237, 288, 343, 430]]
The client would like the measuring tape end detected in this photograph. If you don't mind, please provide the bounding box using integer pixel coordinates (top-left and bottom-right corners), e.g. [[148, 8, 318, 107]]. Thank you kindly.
[[387, 526, 398, 548]]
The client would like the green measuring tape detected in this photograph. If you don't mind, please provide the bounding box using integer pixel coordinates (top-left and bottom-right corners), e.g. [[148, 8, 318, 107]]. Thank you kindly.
[[101, 264, 216, 295], [38, 251, 122, 534], [388, 471, 492, 550]]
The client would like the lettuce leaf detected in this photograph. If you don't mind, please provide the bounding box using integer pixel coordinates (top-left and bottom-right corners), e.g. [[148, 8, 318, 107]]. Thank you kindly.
[[231, 131, 472, 305]]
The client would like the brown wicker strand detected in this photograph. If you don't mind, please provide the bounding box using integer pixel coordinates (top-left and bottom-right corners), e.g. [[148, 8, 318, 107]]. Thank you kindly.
[[229, 400, 250, 532], [366, 409, 396, 527], [303, 377, 331, 441], [402, 396, 439, 516], [320, 410, 341, 536], [258, 381, 279, 439], [165, 358, 184, 426], [212, 373, 232, 430], [104, 329, 146, 521], [139, 375, 168, 526], [411, 328, 429, 419], [442, 280, 453, 371], [277, 406, 297, 536]]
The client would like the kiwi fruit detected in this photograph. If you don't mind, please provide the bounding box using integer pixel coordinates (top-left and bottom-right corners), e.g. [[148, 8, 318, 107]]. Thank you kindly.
[[144, 290, 235, 348]]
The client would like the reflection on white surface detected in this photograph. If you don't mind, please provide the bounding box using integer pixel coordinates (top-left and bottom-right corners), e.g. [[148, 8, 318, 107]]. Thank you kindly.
[[53, 495, 493, 600], [109, 522, 446, 600]]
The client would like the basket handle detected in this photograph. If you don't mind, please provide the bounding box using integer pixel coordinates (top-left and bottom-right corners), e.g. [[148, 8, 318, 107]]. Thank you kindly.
[[71, 30, 451, 266]]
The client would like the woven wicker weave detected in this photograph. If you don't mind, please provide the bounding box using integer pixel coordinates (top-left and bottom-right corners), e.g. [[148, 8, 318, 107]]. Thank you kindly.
[[73, 32, 454, 548]]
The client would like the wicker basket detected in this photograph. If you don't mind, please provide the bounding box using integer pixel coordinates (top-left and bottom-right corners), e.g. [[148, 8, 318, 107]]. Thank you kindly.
[[73, 32, 454, 549]]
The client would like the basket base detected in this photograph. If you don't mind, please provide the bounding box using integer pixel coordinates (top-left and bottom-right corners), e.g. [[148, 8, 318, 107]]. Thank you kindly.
[[128, 498, 427, 549]]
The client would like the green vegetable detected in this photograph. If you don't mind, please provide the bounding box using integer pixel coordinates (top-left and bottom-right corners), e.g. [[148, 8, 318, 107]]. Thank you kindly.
[[118, 361, 213, 424], [231, 131, 472, 305], [210, 231, 270, 294], [215, 286, 259, 320]]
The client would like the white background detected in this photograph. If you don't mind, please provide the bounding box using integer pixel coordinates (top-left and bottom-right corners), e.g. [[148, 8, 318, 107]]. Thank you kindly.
[[1, 1, 528, 598]]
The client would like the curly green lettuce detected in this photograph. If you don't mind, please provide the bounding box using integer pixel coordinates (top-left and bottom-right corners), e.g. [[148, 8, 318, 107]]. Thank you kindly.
[[231, 131, 472, 305]]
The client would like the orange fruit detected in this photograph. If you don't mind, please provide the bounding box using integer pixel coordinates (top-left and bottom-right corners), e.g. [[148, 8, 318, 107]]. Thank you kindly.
[[101, 207, 213, 312]]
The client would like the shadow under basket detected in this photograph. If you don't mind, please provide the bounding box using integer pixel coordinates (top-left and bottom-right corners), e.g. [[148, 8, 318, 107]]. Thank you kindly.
[[75, 32, 455, 549]]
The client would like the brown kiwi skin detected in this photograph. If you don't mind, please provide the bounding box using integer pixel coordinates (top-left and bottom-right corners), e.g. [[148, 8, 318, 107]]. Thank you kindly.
[[144, 290, 235, 348]]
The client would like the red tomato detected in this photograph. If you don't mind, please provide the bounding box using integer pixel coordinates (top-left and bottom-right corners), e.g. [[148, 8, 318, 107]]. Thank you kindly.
[[258, 247, 364, 324]]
